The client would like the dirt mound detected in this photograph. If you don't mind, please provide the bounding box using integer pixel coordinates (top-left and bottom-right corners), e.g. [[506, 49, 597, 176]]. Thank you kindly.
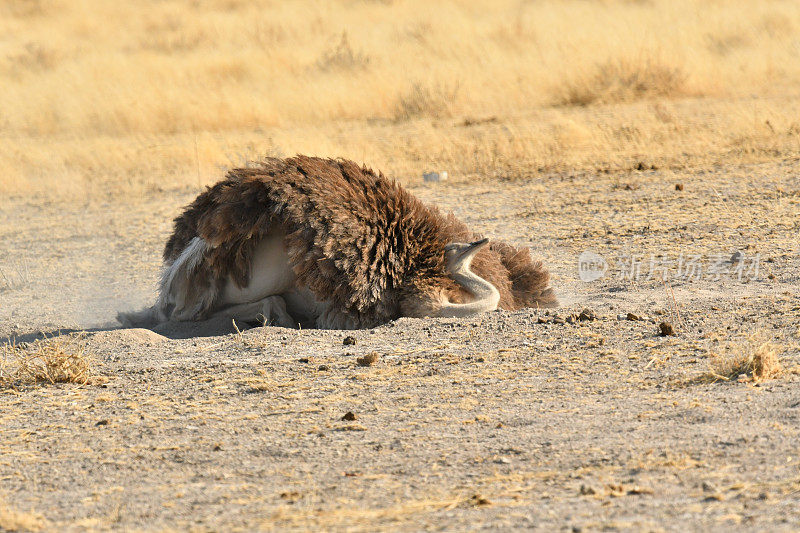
[[88, 328, 168, 347]]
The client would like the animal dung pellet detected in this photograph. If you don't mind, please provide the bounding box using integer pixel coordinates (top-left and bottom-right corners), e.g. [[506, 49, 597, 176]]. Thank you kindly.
[[658, 322, 676, 336], [356, 352, 379, 367], [342, 336, 357, 345]]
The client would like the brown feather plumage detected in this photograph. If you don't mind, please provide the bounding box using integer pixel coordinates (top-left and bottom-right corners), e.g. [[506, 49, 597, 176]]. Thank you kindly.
[[162, 155, 556, 328]]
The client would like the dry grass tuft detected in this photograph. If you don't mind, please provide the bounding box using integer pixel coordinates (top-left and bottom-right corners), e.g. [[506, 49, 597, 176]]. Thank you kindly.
[[0, 336, 97, 389], [315, 32, 371, 72], [702, 341, 783, 383], [393, 81, 461, 121], [558, 58, 689, 106], [0, 501, 46, 532]]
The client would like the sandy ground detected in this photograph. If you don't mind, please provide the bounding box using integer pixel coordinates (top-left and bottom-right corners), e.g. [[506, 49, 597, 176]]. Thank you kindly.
[[1, 160, 799, 531]]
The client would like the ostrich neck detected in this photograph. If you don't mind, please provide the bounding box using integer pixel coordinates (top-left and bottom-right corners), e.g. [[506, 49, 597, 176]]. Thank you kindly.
[[437, 268, 500, 318]]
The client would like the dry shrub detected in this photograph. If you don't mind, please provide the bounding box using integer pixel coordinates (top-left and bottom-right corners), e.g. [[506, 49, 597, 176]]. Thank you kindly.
[[316, 32, 371, 72], [559, 58, 689, 106], [393, 81, 460, 120], [7, 43, 59, 72], [0, 336, 97, 389], [702, 341, 783, 383]]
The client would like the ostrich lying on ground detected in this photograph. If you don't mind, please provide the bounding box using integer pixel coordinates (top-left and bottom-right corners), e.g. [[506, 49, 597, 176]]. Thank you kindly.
[[119, 155, 557, 330]]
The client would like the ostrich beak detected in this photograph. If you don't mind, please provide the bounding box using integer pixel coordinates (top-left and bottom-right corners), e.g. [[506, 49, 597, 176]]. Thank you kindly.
[[460, 238, 489, 260]]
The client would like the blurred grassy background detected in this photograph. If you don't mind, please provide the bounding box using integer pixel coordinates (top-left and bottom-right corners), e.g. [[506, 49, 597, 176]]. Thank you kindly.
[[1, 0, 799, 197]]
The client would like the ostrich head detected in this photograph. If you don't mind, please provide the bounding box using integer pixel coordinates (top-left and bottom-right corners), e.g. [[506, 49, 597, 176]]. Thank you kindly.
[[443, 238, 489, 275], [435, 238, 500, 318]]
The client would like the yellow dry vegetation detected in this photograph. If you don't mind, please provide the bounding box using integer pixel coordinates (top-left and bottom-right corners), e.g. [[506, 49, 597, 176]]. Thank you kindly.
[[0, 336, 96, 389], [1, 0, 799, 197], [702, 339, 784, 383], [0, 500, 46, 532]]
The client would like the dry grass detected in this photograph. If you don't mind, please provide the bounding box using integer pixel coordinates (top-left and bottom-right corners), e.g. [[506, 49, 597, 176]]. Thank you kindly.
[[2, 0, 800, 198], [263, 492, 491, 530], [702, 340, 783, 384], [558, 58, 690, 106], [0, 501, 46, 532], [0, 336, 97, 389]]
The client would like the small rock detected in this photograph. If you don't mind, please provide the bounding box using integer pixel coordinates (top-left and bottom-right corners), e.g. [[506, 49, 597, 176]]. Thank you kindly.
[[675, 183, 684, 191], [494, 457, 511, 464], [768, 273, 775, 280], [318, 364, 331, 371], [579, 484, 596, 495], [423, 171, 449, 182], [730, 251, 744, 264], [297, 357, 309, 363], [701, 481, 716, 492], [565, 315, 576, 324], [212, 444, 222, 451], [552, 317, 566, 325], [578, 308, 597, 321], [342, 336, 357, 346], [341, 411, 357, 421], [626, 312, 640, 321], [96, 419, 109, 426], [356, 352, 379, 367], [617, 313, 627, 321], [658, 322, 676, 336]]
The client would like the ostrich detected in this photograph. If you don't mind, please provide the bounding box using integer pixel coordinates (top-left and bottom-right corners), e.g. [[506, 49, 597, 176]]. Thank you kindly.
[[119, 156, 556, 330]]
